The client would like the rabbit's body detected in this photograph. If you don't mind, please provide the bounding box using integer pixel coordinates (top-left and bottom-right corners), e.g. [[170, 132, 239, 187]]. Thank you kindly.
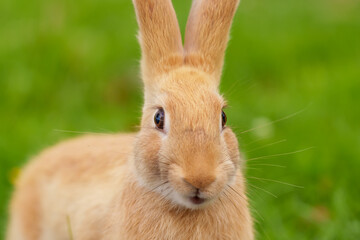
[[8, 133, 252, 240], [8, 0, 255, 239], [7, 134, 135, 239]]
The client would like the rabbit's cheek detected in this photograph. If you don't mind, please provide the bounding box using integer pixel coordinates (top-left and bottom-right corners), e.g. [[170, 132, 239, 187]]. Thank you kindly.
[[222, 128, 241, 167], [133, 131, 162, 186], [213, 168, 230, 192]]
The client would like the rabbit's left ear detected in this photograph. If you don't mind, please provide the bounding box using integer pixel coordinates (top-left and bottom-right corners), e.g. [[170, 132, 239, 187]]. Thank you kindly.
[[133, 0, 183, 83], [184, 0, 240, 84]]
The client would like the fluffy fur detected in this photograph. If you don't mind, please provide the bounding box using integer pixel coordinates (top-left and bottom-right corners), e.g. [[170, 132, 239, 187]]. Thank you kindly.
[[7, 0, 254, 239]]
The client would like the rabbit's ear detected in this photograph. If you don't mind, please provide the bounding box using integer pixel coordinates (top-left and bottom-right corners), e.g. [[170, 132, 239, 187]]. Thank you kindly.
[[184, 0, 240, 84], [133, 0, 183, 82]]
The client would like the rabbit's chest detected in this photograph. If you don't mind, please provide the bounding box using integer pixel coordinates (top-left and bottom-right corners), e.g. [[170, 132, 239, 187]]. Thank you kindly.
[[106, 196, 252, 239]]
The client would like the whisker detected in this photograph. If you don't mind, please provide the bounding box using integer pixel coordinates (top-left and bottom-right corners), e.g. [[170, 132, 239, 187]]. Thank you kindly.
[[250, 206, 265, 222], [246, 187, 265, 205], [148, 181, 169, 193], [162, 187, 173, 201], [246, 139, 287, 153], [53, 129, 108, 135], [227, 184, 247, 202], [238, 105, 311, 134], [243, 192, 265, 222], [97, 128, 117, 133], [247, 183, 278, 198], [247, 163, 286, 168], [227, 81, 255, 99], [222, 75, 251, 97], [133, 126, 165, 131], [241, 138, 265, 148], [223, 189, 245, 218], [248, 176, 303, 188], [247, 147, 314, 162], [245, 167, 262, 171]]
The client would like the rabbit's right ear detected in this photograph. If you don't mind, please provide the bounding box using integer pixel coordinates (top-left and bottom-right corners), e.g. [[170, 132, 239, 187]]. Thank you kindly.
[[184, 0, 240, 84], [132, 0, 183, 83]]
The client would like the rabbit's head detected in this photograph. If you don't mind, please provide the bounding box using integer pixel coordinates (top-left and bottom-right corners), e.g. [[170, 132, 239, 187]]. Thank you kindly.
[[132, 0, 241, 209]]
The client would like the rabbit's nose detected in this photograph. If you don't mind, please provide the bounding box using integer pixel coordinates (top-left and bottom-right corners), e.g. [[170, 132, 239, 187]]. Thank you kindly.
[[183, 174, 216, 190]]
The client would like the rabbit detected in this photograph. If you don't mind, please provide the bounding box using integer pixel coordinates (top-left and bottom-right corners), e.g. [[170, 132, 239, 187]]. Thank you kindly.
[[7, 0, 254, 239]]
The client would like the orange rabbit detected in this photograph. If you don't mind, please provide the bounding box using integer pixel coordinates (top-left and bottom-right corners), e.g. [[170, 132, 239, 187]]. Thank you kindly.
[[7, 0, 254, 239]]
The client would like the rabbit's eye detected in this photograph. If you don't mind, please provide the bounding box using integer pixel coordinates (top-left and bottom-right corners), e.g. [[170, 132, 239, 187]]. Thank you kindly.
[[221, 110, 227, 128], [154, 108, 165, 130]]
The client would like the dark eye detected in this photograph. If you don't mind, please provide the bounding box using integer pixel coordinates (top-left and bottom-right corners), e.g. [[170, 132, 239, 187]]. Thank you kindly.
[[221, 110, 227, 128], [154, 108, 165, 130]]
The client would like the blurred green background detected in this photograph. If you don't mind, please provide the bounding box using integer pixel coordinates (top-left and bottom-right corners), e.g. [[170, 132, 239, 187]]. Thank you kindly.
[[1, 0, 360, 239]]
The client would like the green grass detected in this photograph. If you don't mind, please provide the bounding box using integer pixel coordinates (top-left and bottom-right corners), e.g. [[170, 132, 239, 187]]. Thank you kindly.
[[1, 0, 360, 238]]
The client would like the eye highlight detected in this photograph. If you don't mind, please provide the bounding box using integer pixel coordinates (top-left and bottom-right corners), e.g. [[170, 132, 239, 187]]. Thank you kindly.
[[221, 110, 227, 128], [154, 108, 165, 130]]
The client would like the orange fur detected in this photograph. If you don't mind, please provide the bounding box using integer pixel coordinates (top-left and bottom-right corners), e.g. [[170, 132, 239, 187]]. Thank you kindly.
[[7, 0, 254, 239], [184, 0, 240, 82]]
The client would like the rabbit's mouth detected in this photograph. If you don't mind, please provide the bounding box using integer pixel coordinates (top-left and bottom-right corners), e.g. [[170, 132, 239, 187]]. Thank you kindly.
[[189, 196, 206, 205], [168, 188, 215, 209]]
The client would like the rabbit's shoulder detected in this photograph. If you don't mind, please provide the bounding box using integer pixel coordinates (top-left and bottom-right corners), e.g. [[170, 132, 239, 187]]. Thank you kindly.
[[18, 133, 137, 185]]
